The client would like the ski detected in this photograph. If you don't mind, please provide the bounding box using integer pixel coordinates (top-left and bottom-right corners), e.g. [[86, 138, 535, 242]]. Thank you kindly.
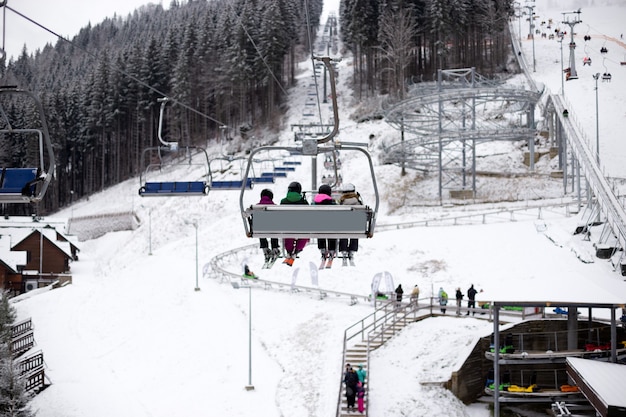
[[262, 248, 281, 269], [340, 252, 354, 267], [325, 257, 334, 268], [263, 255, 279, 269], [319, 258, 327, 270]]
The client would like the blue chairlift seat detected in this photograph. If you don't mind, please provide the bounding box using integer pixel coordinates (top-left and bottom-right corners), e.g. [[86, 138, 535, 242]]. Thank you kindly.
[[139, 181, 209, 196], [250, 176, 274, 184], [271, 171, 288, 178], [274, 166, 296, 172], [0, 168, 39, 197], [283, 161, 302, 166], [211, 178, 253, 190]]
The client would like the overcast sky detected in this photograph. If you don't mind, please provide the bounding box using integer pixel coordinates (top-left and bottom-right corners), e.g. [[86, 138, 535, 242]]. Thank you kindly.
[[1, 0, 159, 61]]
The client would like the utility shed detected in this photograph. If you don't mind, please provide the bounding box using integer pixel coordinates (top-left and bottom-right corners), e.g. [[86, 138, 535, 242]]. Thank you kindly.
[[566, 357, 626, 417]]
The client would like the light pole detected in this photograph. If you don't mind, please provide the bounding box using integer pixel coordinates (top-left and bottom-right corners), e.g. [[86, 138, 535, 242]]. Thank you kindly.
[[192, 221, 199, 291], [559, 37, 565, 94], [140, 205, 152, 255], [230, 281, 254, 391], [524, 4, 536, 72], [515, 2, 522, 43], [148, 209, 152, 256], [593, 73, 600, 164], [185, 220, 200, 291]]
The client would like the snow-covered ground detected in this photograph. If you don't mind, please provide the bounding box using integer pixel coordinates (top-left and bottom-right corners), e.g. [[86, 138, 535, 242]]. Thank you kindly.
[[9, 0, 626, 416]]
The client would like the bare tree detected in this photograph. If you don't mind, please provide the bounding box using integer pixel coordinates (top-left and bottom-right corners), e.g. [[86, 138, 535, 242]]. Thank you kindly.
[[378, 5, 418, 100]]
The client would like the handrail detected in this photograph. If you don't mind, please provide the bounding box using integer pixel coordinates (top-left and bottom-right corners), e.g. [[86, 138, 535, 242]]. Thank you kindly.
[[549, 94, 626, 255], [376, 200, 576, 232]]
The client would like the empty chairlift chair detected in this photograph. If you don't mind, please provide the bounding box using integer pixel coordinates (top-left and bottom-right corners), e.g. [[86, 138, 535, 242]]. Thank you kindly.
[[0, 86, 55, 203], [138, 98, 211, 197]]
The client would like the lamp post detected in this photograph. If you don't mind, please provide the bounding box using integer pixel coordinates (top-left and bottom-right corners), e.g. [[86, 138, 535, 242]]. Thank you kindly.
[[559, 37, 565, 95], [515, 2, 522, 43], [148, 208, 152, 256], [593, 72, 600, 164], [185, 220, 200, 291], [192, 221, 199, 291], [230, 281, 254, 391], [140, 205, 152, 255], [524, 4, 536, 72]]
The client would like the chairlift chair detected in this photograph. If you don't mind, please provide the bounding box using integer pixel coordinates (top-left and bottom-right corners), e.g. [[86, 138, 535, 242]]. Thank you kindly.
[[138, 98, 210, 196], [0, 86, 55, 204], [239, 57, 379, 240], [209, 156, 255, 190]]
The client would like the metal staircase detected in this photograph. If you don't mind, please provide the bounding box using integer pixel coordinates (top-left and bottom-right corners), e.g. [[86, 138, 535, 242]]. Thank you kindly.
[[336, 300, 432, 417]]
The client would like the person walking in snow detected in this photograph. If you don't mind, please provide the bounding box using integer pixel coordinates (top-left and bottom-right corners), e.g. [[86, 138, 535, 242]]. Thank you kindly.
[[410, 285, 420, 305], [356, 381, 365, 413], [280, 182, 309, 266], [455, 287, 464, 315], [356, 364, 367, 384], [395, 284, 404, 306], [343, 364, 359, 412], [257, 189, 280, 263], [313, 184, 337, 262], [467, 284, 478, 316], [338, 183, 363, 262], [438, 287, 448, 314]]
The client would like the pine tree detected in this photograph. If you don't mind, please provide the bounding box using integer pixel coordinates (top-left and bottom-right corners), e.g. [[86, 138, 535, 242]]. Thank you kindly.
[[0, 292, 35, 417]]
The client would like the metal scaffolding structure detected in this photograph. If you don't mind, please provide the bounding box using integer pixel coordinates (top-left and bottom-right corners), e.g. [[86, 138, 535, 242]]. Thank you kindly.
[[383, 68, 541, 201]]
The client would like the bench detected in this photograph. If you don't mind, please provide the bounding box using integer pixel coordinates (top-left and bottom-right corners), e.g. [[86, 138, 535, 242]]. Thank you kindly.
[[274, 166, 296, 172], [283, 161, 302, 166], [243, 205, 376, 239], [0, 168, 39, 196], [139, 181, 209, 196], [211, 178, 253, 190]]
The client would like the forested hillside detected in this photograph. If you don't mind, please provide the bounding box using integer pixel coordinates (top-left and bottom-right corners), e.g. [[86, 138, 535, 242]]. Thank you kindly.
[[0, 0, 323, 215], [0, 0, 513, 216]]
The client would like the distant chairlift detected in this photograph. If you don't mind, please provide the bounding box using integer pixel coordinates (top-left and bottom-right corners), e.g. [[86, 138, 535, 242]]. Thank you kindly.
[[239, 57, 379, 240], [209, 156, 254, 190], [0, 86, 55, 204], [139, 98, 210, 197]]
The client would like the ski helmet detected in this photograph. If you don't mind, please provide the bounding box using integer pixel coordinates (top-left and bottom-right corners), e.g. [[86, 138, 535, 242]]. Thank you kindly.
[[260, 189, 273, 200], [318, 184, 332, 196], [288, 181, 302, 193], [343, 183, 355, 193]]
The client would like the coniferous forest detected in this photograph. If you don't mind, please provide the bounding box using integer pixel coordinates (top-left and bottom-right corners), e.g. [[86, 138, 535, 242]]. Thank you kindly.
[[0, 0, 513, 215]]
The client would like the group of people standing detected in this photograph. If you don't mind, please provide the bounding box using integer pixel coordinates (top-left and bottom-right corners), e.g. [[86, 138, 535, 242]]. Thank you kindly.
[[436, 284, 479, 314], [343, 363, 366, 413], [450, 284, 479, 315], [257, 181, 364, 266], [393, 283, 479, 316]]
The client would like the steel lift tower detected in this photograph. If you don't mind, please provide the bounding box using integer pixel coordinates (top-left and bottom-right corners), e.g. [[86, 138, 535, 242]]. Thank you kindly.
[[562, 9, 582, 80]]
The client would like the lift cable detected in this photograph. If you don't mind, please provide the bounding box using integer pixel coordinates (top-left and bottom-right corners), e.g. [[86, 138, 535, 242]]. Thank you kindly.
[[1, 3, 227, 128]]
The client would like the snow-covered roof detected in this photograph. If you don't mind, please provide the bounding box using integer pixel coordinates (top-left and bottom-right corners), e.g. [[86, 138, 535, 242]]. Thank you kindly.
[[0, 235, 26, 271], [0, 215, 69, 233], [567, 357, 626, 416], [0, 227, 73, 260]]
